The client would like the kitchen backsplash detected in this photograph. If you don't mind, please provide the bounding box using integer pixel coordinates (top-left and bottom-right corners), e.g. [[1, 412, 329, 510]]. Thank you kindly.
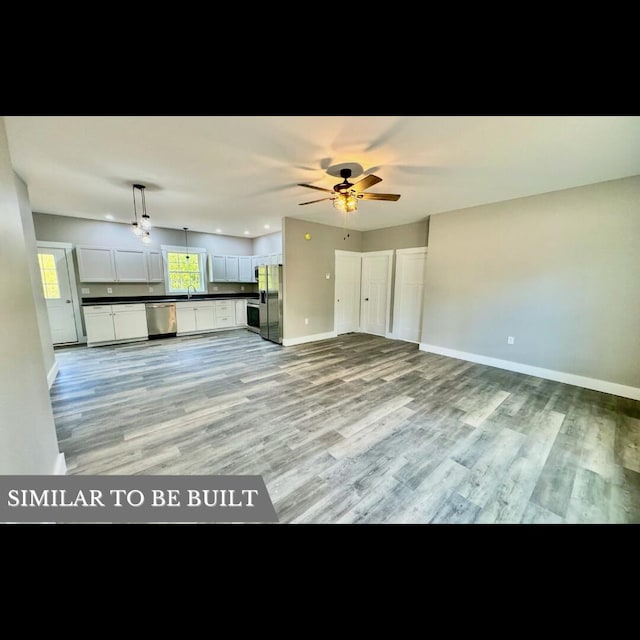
[[80, 281, 258, 298]]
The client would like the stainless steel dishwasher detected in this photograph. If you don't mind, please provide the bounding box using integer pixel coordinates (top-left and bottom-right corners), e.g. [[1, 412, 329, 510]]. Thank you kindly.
[[145, 303, 177, 339]]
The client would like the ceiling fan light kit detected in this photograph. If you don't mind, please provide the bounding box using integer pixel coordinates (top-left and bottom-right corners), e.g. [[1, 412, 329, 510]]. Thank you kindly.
[[298, 167, 400, 212]]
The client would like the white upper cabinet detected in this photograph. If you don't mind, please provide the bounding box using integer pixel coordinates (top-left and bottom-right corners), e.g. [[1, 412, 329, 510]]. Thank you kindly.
[[77, 245, 164, 283], [77, 246, 116, 282], [113, 249, 148, 282], [209, 255, 227, 282], [238, 256, 253, 282], [147, 250, 164, 282], [225, 256, 239, 282], [209, 254, 256, 282]]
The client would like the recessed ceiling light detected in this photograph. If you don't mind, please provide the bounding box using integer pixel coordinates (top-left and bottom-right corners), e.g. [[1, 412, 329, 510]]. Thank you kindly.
[[105, 214, 114, 220], [244, 230, 250, 235], [215, 228, 222, 233], [264, 224, 270, 229]]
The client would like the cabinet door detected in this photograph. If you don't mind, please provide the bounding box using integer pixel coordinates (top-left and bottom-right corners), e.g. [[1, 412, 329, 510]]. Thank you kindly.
[[225, 256, 239, 282], [194, 306, 215, 331], [176, 307, 197, 333], [238, 256, 253, 282], [235, 299, 247, 326], [113, 309, 149, 340], [209, 255, 227, 282], [147, 251, 164, 282], [113, 249, 149, 282], [84, 311, 115, 343], [77, 246, 116, 282]]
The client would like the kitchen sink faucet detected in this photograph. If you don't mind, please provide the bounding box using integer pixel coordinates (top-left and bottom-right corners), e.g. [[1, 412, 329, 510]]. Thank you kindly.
[[187, 284, 197, 300]]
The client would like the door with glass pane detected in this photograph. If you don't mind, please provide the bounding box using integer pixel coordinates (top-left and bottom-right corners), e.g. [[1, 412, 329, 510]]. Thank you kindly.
[[38, 248, 78, 344]]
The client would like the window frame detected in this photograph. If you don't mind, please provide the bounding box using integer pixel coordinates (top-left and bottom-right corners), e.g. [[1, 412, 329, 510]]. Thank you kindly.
[[161, 244, 207, 294]]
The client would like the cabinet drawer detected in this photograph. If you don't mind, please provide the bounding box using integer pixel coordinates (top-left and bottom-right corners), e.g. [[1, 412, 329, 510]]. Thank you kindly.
[[116, 303, 146, 312], [84, 305, 112, 314], [215, 302, 233, 313], [216, 315, 234, 327]]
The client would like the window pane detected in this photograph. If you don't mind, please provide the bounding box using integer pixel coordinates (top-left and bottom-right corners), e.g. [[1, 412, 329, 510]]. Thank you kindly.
[[166, 250, 202, 292], [41, 254, 55, 269], [46, 284, 60, 299]]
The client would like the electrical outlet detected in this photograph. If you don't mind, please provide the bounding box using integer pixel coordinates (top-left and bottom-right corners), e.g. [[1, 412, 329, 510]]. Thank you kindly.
[[148, 286, 154, 293], [305, 318, 309, 325], [240, 286, 244, 291], [325, 273, 331, 280], [81, 287, 90, 294], [107, 287, 113, 294], [213, 286, 218, 291], [507, 336, 515, 345]]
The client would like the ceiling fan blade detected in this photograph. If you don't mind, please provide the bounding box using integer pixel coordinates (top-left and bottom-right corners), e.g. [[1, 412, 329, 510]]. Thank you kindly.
[[298, 183, 334, 193], [360, 193, 401, 201], [299, 198, 333, 206], [353, 174, 383, 192]]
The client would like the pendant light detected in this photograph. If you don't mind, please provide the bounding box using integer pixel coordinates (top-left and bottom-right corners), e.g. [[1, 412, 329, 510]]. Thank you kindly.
[[131, 184, 152, 242], [183, 227, 191, 261]]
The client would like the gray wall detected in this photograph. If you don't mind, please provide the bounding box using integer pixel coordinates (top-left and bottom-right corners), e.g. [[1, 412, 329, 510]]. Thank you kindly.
[[421, 175, 640, 388], [33, 213, 258, 299], [16, 176, 56, 377], [0, 117, 61, 474], [283, 217, 362, 339], [362, 220, 429, 252], [253, 231, 282, 256]]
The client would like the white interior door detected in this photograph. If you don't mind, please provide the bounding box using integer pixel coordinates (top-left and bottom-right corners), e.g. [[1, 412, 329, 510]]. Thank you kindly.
[[393, 248, 427, 343], [360, 252, 393, 337], [335, 251, 362, 334], [37, 247, 78, 344]]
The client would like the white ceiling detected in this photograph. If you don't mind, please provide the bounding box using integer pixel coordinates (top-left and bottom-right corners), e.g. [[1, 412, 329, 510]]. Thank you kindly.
[[4, 115, 640, 237]]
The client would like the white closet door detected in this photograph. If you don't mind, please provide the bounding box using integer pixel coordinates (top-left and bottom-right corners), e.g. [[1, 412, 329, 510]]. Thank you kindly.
[[335, 251, 362, 335], [393, 247, 427, 343], [360, 251, 393, 337]]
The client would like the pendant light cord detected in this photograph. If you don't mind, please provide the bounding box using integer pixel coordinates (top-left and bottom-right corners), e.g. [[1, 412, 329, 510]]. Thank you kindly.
[[132, 184, 138, 223], [141, 185, 147, 217], [184, 227, 190, 260]]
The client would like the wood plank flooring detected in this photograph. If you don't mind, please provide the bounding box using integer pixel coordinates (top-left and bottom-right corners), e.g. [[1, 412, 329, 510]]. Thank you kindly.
[[50, 331, 640, 523]]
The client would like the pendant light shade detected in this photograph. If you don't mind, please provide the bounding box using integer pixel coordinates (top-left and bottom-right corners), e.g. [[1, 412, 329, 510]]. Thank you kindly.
[[131, 184, 152, 241]]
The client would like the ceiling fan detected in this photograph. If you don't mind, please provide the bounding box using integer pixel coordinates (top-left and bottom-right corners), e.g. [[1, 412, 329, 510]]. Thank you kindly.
[[298, 168, 401, 212]]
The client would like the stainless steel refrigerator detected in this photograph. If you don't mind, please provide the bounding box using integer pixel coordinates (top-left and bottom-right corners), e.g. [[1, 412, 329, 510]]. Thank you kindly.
[[258, 264, 283, 344]]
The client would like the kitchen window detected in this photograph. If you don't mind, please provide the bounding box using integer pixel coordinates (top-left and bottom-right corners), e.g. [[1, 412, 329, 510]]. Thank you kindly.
[[161, 245, 207, 294]]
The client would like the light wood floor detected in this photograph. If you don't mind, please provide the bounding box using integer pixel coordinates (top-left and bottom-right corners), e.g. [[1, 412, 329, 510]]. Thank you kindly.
[[51, 331, 640, 524]]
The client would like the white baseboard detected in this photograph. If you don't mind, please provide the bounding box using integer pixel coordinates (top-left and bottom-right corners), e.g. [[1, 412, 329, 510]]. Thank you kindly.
[[419, 343, 640, 401], [47, 360, 59, 389], [53, 452, 67, 475], [283, 331, 338, 346]]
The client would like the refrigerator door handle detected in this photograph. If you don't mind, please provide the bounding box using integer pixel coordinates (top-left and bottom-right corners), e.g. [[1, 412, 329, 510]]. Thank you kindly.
[[260, 290, 266, 304]]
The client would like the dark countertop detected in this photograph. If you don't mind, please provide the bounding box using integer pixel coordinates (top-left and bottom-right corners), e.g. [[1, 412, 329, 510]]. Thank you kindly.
[[82, 293, 259, 306]]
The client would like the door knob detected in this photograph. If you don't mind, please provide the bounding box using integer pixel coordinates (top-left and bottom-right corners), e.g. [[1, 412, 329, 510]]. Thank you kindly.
[[66, 299, 72, 303], [364, 298, 369, 301]]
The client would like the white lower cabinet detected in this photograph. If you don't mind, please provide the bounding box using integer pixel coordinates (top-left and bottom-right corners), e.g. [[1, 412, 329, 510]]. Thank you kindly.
[[214, 300, 235, 328], [84, 304, 148, 346], [235, 299, 247, 326], [176, 305, 197, 333], [176, 301, 215, 334]]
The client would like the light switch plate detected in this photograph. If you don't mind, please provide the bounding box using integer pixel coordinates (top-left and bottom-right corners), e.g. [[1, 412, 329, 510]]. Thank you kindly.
[[148, 286, 154, 293], [81, 287, 90, 294], [107, 287, 113, 294]]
